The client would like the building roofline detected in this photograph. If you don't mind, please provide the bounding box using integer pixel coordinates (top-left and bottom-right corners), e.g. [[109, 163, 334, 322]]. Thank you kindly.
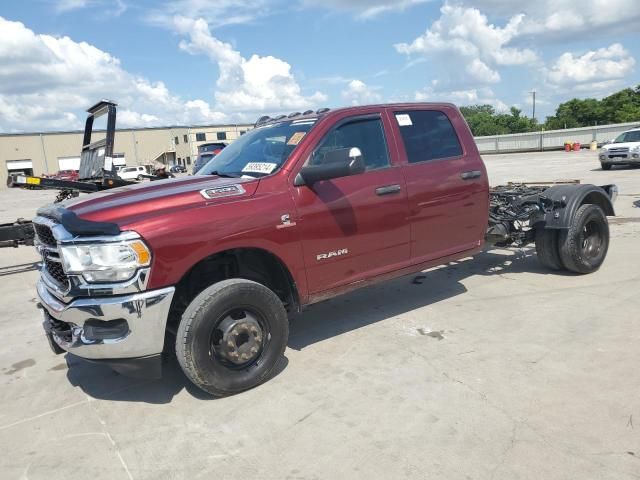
[[0, 123, 254, 138]]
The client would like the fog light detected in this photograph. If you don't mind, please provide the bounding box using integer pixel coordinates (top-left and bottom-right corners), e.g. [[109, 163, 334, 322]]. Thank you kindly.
[[599, 154, 606, 160], [83, 319, 129, 341], [633, 154, 639, 159]]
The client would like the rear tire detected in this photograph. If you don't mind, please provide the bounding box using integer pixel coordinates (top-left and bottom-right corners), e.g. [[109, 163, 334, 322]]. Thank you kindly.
[[535, 228, 563, 270], [136, 175, 144, 181], [558, 204, 609, 274], [601, 163, 611, 170], [176, 279, 288, 397]]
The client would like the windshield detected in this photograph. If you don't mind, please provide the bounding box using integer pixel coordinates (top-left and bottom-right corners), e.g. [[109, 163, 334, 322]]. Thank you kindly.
[[613, 130, 640, 143], [198, 120, 316, 178], [197, 154, 214, 165]]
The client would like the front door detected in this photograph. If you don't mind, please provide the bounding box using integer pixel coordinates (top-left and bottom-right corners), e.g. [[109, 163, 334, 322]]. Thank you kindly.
[[292, 113, 410, 294]]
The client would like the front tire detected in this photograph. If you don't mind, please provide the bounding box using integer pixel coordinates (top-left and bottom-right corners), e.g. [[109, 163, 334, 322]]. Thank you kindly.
[[136, 174, 144, 181], [176, 279, 288, 397], [601, 163, 612, 170], [558, 204, 609, 274]]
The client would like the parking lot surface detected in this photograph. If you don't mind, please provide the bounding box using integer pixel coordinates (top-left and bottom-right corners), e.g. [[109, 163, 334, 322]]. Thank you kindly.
[[1, 150, 639, 480]]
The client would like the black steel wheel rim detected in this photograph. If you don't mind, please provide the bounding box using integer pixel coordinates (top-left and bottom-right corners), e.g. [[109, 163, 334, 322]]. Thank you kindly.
[[208, 307, 268, 370], [581, 219, 603, 260]]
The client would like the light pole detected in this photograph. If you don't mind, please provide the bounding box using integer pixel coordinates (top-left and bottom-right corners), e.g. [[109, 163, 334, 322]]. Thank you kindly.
[[530, 89, 536, 121]]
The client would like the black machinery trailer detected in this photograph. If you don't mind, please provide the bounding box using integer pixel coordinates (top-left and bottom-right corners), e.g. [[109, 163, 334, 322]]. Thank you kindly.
[[1, 100, 143, 247]]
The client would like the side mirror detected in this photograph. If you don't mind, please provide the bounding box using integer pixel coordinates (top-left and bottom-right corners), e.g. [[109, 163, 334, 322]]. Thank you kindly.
[[294, 147, 365, 186]]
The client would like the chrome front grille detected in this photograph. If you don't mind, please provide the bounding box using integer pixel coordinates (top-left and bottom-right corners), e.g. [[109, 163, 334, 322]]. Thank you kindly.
[[33, 217, 71, 291], [34, 223, 56, 246], [608, 147, 629, 155], [44, 256, 70, 288]]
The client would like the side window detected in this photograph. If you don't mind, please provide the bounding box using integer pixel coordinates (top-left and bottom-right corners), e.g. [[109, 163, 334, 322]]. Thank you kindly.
[[395, 110, 462, 163], [311, 117, 390, 171]]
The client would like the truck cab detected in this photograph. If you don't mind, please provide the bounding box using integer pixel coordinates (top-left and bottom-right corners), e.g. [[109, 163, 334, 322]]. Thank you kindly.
[[34, 103, 614, 397]]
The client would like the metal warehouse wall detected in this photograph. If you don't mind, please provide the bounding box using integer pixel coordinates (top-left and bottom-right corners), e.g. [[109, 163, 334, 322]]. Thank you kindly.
[[474, 121, 640, 154], [0, 123, 252, 188]]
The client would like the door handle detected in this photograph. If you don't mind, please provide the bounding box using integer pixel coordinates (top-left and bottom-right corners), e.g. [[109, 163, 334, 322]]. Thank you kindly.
[[460, 170, 481, 180], [375, 184, 401, 196]]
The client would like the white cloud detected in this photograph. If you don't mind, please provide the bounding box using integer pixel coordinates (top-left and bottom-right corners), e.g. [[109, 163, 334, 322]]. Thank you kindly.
[[414, 86, 509, 112], [149, 0, 270, 28], [464, 0, 640, 38], [54, 0, 127, 16], [55, 0, 89, 12], [0, 16, 227, 132], [546, 44, 635, 89], [302, 0, 428, 19], [395, 3, 538, 87], [172, 16, 327, 114], [341, 80, 382, 105]]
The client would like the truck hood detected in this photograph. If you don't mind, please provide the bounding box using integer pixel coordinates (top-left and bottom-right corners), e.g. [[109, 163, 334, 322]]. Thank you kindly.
[[604, 142, 640, 150], [63, 175, 259, 227]]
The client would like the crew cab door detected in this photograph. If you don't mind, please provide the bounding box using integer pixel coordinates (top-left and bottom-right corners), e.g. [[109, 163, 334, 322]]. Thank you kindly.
[[389, 106, 488, 262], [291, 111, 410, 294]]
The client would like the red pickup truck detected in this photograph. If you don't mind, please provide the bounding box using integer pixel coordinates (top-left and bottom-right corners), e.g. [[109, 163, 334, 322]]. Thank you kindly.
[[34, 103, 616, 396]]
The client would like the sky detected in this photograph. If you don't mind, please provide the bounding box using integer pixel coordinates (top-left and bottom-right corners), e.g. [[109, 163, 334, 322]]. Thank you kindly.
[[0, 0, 638, 132]]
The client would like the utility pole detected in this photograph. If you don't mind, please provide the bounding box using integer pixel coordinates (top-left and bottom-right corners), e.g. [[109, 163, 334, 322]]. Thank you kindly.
[[530, 90, 536, 121]]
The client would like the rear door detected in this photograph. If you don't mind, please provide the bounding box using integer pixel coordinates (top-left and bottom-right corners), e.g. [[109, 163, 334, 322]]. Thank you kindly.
[[292, 111, 410, 294], [389, 106, 488, 262]]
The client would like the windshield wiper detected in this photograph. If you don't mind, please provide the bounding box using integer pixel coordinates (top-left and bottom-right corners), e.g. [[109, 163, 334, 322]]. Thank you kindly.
[[209, 171, 240, 178]]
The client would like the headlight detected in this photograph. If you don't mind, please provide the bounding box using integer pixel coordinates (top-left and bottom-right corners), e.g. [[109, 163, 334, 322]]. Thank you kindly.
[[632, 145, 640, 152], [59, 239, 151, 283]]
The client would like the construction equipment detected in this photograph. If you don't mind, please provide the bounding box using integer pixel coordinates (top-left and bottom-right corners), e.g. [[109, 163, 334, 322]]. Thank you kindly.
[[2, 100, 135, 247]]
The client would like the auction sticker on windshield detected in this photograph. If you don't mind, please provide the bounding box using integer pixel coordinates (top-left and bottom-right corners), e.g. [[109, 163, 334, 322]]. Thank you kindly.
[[287, 132, 306, 145], [242, 162, 278, 174], [396, 114, 413, 126]]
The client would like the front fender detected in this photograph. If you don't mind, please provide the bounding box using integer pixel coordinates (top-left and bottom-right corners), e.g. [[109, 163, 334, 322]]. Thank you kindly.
[[542, 184, 616, 229]]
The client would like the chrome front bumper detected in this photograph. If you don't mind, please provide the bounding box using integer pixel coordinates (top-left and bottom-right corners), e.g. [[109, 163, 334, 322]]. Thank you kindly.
[[600, 153, 640, 164], [38, 280, 175, 360]]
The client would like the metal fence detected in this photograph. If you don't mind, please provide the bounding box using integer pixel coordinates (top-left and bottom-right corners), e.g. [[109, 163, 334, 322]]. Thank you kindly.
[[474, 121, 640, 154]]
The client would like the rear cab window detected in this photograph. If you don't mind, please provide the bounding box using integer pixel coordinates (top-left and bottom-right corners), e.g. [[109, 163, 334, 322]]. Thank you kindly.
[[393, 110, 463, 163]]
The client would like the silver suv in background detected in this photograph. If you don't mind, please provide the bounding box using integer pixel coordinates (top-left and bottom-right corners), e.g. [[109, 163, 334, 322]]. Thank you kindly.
[[600, 127, 640, 170]]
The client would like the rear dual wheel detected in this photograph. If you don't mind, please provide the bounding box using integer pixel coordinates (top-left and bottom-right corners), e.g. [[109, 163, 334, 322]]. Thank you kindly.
[[535, 204, 609, 274], [176, 279, 288, 397]]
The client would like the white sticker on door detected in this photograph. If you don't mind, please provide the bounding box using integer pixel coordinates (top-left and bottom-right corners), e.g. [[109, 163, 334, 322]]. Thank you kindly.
[[396, 114, 413, 126], [242, 162, 278, 174]]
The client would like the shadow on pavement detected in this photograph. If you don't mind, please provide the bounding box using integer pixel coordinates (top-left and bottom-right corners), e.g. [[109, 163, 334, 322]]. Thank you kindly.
[[288, 247, 566, 350], [65, 344, 290, 404], [0, 262, 38, 277], [67, 247, 557, 402]]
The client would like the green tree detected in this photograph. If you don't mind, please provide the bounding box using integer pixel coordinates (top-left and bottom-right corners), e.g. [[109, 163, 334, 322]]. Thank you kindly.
[[460, 105, 538, 136], [544, 85, 640, 129]]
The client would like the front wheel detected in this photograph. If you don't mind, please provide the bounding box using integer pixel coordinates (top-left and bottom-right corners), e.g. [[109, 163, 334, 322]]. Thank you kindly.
[[176, 279, 288, 397], [136, 174, 144, 181], [601, 163, 612, 170], [558, 204, 609, 274]]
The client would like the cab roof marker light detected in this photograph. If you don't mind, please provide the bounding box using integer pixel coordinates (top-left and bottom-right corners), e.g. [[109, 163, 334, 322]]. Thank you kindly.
[[254, 115, 271, 127], [316, 108, 330, 114], [303, 110, 314, 115], [288, 112, 301, 118]]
